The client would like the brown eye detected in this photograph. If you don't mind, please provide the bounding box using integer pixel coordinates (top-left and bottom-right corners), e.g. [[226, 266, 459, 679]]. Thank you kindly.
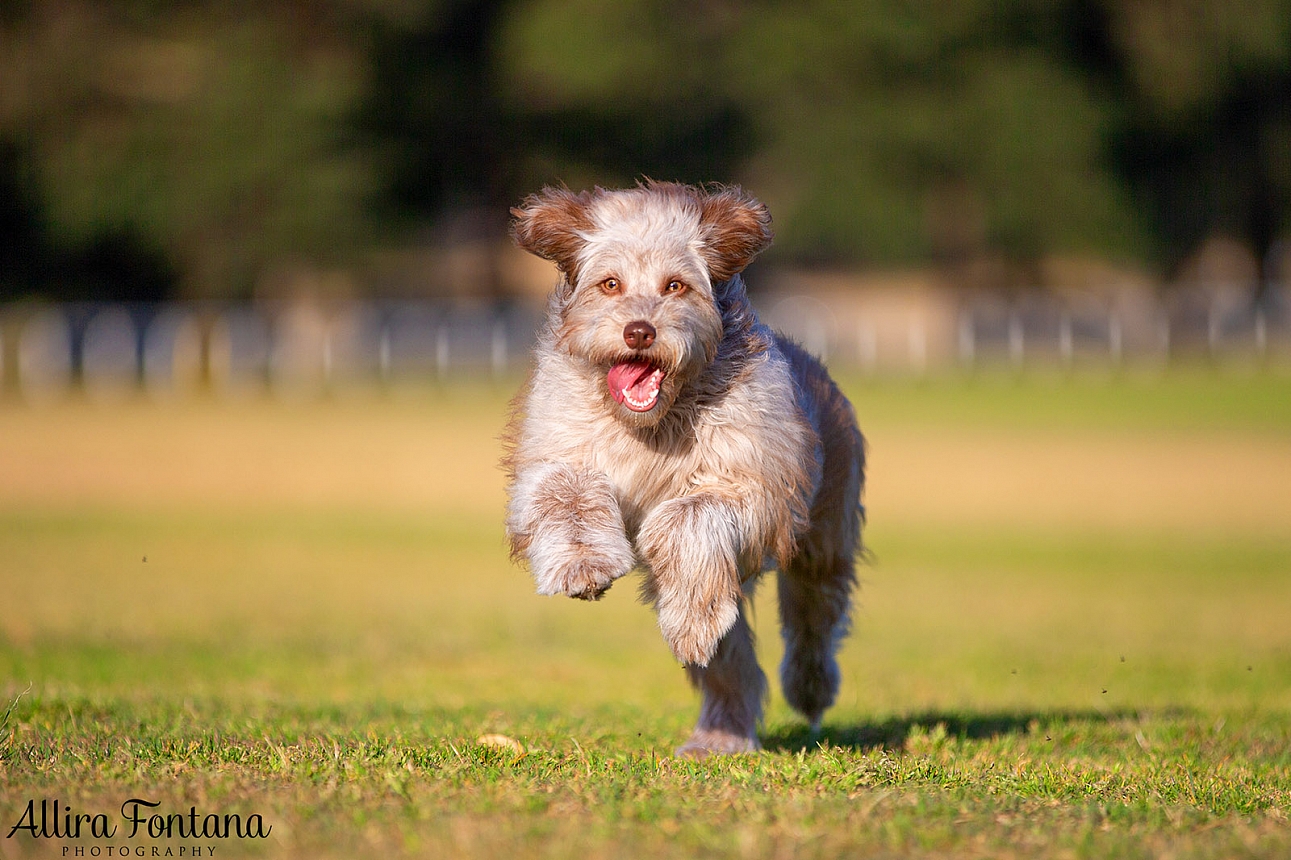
[[665, 279, 685, 294], [601, 278, 621, 293]]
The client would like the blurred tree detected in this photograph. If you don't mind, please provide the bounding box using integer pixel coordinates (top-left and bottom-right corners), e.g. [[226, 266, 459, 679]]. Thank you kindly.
[[0, 127, 174, 302], [354, 0, 759, 297], [494, 0, 757, 190], [733, 0, 1155, 276], [497, 0, 1148, 282], [0, 137, 46, 297], [1, 1, 376, 300], [1102, 0, 1291, 298], [2, 0, 1288, 299], [353, 0, 522, 299], [357, 0, 516, 218]]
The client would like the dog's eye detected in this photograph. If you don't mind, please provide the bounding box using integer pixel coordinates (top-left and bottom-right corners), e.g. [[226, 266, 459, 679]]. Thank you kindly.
[[601, 278, 621, 293], [664, 280, 686, 294]]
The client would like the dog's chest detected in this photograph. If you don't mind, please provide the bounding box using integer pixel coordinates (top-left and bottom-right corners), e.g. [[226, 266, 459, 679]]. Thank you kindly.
[[593, 433, 694, 532], [523, 348, 813, 536]]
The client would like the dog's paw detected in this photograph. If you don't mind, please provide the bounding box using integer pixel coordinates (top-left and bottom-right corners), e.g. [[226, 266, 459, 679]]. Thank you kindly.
[[658, 591, 739, 666], [781, 647, 841, 729], [527, 516, 634, 601], [675, 728, 760, 758], [534, 553, 629, 601], [559, 559, 618, 601]]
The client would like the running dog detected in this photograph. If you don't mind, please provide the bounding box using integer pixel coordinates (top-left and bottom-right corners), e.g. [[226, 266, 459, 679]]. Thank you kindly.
[[504, 181, 864, 755]]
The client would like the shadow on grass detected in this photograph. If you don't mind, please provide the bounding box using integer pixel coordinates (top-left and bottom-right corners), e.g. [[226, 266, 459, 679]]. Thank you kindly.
[[763, 709, 1132, 753]]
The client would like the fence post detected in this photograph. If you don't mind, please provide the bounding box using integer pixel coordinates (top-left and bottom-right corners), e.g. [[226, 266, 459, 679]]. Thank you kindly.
[[857, 321, 877, 375], [436, 323, 450, 381], [378, 326, 391, 382], [17, 308, 73, 404], [322, 330, 333, 388], [1008, 311, 1024, 368], [1207, 302, 1220, 355], [492, 317, 508, 379], [907, 316, 927, 375], [957, 311, 974, 367]]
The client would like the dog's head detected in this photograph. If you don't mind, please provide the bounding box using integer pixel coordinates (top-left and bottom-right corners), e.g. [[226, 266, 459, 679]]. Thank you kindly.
[[511, 181, 773, 428]]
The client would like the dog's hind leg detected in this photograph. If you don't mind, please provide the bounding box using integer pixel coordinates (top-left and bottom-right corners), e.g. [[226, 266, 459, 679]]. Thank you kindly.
[[777, 551, 856, 730], [774, 344, 865, 731], [676, 603, 766, 757]]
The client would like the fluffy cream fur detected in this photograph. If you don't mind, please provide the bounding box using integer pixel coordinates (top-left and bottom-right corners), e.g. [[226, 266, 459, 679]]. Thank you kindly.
[[504, 181, 865, 756]]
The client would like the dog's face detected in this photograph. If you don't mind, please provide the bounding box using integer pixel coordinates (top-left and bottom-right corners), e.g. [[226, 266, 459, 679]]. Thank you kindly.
[[511, 182, 773, 428]]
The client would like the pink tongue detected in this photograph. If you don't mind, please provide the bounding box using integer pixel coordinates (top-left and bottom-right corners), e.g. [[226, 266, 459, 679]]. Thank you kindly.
[[607, 359, 660, 409]]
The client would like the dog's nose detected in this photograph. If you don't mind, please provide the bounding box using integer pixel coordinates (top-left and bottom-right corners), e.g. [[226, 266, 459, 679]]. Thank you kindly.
[[623, 320, 656, 350]]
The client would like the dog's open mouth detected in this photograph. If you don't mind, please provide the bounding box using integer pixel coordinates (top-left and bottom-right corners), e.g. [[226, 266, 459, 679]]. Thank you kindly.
[[607, 359, 665, 412]]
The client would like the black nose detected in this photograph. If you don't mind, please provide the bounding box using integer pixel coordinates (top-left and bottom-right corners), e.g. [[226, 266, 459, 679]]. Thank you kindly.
[[623, 320, 656, 350]]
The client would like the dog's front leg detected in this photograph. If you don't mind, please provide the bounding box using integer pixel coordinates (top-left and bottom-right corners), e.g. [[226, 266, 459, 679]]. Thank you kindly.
[[506, 462, 635, 600], [637, 493, 748, 666]]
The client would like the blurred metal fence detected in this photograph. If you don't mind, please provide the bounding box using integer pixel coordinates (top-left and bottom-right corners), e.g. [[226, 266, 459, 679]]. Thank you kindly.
[[1, 288, 1287, 402], [0, 301, 544, 403], [759, 283, 1291, 375]]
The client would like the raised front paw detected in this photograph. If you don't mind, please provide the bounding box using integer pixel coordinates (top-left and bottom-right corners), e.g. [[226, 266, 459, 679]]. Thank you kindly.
[[507, 462, 635, 601], [529, 535, 634, 601], [537, 554, 625, 601]]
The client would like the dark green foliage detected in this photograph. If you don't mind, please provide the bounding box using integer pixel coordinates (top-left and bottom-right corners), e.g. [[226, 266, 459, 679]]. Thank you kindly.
[[0, 138, 45, 298], [0, 1, 1288, 295]]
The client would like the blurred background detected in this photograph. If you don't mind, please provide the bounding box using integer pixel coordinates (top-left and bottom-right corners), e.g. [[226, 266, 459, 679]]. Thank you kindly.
[[1, 8, 1290, 827], [1, 0, 1290, 395]]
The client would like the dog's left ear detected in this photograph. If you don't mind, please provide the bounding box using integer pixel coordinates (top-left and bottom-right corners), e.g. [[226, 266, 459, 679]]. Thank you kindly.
[[697, 186, 774, 283], [510, 187, 595, 283]]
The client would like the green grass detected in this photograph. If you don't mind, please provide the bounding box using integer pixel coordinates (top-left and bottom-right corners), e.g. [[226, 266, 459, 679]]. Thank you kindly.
[[1, 372, 1289, 858]]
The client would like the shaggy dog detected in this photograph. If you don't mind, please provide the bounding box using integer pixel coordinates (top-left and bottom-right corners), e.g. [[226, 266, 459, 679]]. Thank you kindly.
[[503, 181, 864, 756]]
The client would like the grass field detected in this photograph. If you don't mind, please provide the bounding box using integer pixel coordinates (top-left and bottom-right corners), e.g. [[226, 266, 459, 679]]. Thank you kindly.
[[1, 371, 1289, 858]]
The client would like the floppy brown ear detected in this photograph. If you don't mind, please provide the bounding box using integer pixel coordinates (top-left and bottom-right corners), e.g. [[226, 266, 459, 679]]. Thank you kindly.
[[697, 186, 774, 283], [510, 187, 595, 282]]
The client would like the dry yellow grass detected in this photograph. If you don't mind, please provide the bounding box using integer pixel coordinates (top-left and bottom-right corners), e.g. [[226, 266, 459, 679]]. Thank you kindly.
[[2, 385, 1287, 539], [0, 393, 510, 517], [868, 428, 1291, 536]]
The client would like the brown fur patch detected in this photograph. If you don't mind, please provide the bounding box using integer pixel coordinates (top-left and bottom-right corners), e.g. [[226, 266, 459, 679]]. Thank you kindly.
[[697, 186, 774, 283], [510, 187, 596, 284]]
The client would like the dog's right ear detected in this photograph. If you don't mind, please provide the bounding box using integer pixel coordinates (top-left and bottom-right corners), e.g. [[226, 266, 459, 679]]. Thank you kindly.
[[510, 187, 595, 285]]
